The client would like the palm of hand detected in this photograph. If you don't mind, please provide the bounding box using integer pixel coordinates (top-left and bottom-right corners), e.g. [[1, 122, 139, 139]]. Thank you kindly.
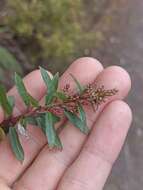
[[0, 58, 132, 190]]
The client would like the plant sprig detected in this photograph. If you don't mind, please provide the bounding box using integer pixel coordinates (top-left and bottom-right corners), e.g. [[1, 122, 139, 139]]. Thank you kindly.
[[0, 67, 118, 162]]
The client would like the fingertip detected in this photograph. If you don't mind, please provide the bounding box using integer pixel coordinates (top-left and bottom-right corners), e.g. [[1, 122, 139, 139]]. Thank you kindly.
[[96, 65, 131, 98], [106, 65, 131, 92], [72, 57, 104, 72], [106, 100, 133, 126]]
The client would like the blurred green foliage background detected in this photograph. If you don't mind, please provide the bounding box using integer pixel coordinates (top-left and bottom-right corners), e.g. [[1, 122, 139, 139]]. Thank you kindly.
[[0, 0, 120, 87]]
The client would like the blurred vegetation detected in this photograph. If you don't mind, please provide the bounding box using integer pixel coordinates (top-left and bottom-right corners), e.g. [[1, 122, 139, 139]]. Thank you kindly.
[[0, 0, 121, 87], [0, 46, 22, 86], [4, 0, 84, 62]]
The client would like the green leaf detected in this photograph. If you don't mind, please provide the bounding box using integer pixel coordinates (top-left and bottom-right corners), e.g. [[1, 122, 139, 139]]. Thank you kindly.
[[40, 67, 52, 88], [7, 96, 15, 110], [45, 72, 59, 105], [55, 91, 68, 101], [78, 103, 89, 133], [36, 117, 45, 131], [28, 94, 39, 107], [45, 112, 62, 149], [36, 114, 46, 133], [15, 73, 30, 106], [40, 68, 59, 105], [78, 103, 86, 124], [15, 73, 39, 107], [64, 109, 89, 134], [70, 73, 85, 94], [36, 113, 60, 134], [9, 127, 24, 162], [51, 72, 59, 91], [45, 91, 55, 105], [0, 46, 22, 73], [0, 84, 13, 116]]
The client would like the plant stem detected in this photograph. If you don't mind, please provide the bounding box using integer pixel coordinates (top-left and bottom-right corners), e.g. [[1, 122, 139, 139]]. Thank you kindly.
[[0, 99, 80, 132], [0, 85, 118, 133]]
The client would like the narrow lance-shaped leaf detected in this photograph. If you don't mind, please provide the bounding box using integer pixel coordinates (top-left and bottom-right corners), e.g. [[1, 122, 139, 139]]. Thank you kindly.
[[64, 109, 89, 134], [40, 67, 59, 104], [36, 113, 60, 134], [40, 67, 52, 88], [51, 72, 59, 91], [45, 92, 54, 105], [0, 84, 13, 116], [15, 73, 30, 106], [9, 127, 24, 162], [36, 113, 46, 133], [7, 96, 15, 109], [78, 103, 89, 133], [45, 112, 62, 149], [46, 72, 59, 105], [70, 73, 85, 94], [15, 73, 39, 107], [0, 46, 22, 73], [28, 94, 39, 107]]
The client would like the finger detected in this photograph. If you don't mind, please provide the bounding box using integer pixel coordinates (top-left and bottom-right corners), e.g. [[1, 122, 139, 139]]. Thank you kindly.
[[57, 100, 132, 190], [0, 57, 103, 186], [13, 66, 131, 190], [0, 179, 11, 190], [0, 69, 52, 184], [0, 69, 49, 122]]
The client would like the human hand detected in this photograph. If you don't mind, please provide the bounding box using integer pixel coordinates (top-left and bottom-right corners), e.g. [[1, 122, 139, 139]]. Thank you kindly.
[[0, 57, 132, 190]]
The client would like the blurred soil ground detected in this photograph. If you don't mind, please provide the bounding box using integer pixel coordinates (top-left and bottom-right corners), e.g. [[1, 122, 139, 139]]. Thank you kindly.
[[96, 0, 143, 189]]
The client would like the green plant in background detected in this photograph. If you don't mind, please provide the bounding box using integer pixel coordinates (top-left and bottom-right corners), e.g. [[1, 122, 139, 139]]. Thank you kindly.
[[0, 67, 118, 162], [3, 0, 85, 65], [0, 46, 22, 73], [0, 0, 120, 85], [0, 46, 22, 87]]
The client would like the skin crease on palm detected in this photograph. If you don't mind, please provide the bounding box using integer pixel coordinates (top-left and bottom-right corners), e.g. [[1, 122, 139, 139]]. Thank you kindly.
[[0, 57, 132, 190]]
